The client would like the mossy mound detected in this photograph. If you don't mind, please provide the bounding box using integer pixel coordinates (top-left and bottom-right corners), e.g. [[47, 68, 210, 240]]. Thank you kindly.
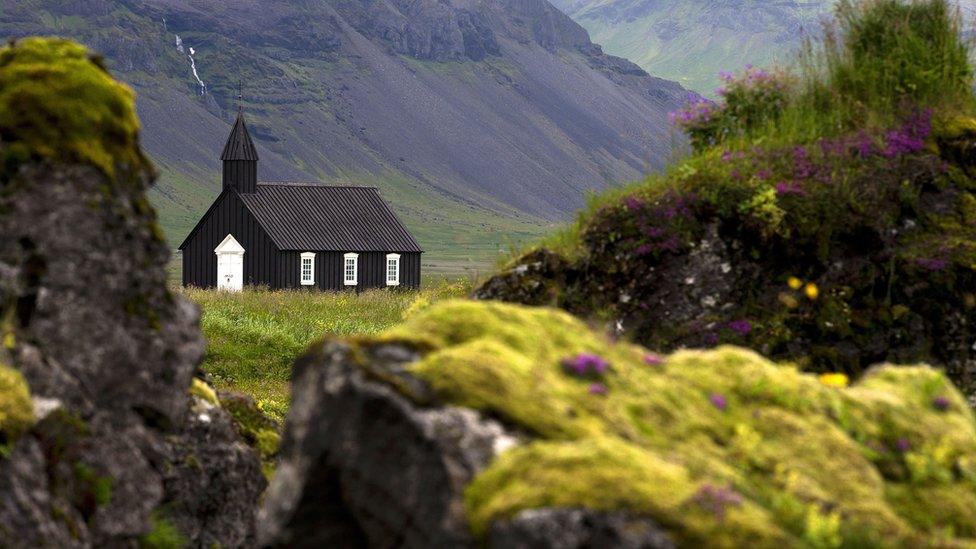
[[477, 0, 976, 389], [0, 363, 33, 448], [0, 37, 150, 182], [369, 300, 976, 546]]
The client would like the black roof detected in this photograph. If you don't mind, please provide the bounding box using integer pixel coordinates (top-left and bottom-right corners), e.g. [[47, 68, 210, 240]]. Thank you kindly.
[[221, 113, 259, 161], [237, 183, 423, 252]]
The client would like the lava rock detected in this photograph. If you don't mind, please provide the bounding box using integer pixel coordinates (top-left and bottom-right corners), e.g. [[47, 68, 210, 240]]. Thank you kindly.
[[487, 508, 675, 549], [258, 340, 518, 548], [0, 38, 265, 547]]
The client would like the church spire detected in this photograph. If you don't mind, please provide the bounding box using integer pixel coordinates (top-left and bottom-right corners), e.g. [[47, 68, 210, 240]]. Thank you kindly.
[[221, 86, 258, 193]]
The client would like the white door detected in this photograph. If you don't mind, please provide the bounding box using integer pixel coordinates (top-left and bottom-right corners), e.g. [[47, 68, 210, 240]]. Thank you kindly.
[[214, 234, 245, 292]]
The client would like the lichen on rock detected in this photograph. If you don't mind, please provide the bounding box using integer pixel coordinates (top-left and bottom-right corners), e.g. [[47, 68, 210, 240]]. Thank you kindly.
[[0, 37, 265, 547], [0, 37, 150, 182], [262, 299, 976, 546], [0, 363, 33, 449]]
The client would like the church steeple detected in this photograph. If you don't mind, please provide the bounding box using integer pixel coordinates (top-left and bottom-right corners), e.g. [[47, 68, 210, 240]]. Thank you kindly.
[[221, 90, 258, 193]]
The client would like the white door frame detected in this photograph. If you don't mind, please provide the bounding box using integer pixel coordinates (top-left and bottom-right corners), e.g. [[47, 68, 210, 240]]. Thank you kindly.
[[215, 234, 245, 292]]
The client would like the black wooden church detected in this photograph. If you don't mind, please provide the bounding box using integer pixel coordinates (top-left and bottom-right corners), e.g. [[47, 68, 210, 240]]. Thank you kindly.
[[179, 112, 422, 291]]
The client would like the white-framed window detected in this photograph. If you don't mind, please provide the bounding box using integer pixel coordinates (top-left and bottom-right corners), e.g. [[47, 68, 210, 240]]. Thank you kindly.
[[344, 253, 359, 286], [300, 252, 316, 286], [386, 253, 400, 286]]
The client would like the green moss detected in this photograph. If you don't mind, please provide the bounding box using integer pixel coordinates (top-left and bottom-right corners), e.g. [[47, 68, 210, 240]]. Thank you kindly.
[[366, 300, 976, 546], [188, 378, 219, 406], [0, 363, 34, 447], [73, 462, 113, 507], [0, 37, 150, 182], [139, 510, 186, 549], [217, 390, 280, 476]]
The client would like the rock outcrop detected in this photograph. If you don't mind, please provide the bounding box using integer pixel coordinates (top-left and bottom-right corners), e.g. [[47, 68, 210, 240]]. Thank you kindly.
[[0, 38, 264, 546], [262, 299, 976, 547]]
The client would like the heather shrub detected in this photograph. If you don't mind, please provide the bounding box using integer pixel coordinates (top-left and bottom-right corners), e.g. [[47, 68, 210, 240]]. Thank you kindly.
[[672, 0, 973, 151]]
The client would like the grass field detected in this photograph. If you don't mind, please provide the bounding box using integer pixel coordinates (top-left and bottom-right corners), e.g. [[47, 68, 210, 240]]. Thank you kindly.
[[180, 281, 470, 420]]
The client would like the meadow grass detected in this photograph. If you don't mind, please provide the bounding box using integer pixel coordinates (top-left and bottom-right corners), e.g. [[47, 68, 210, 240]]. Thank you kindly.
[[180, 280, 469, 420]]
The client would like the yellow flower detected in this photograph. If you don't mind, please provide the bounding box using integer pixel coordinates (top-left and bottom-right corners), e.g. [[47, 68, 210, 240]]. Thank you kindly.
[[819, 373, 849, 389], [787, 277, 804, 290], [804, 283, 819, 300]]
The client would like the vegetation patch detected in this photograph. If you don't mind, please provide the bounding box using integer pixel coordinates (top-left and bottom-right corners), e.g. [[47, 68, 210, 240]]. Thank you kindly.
[[370, 300, 976, 546], [489, 0, 976, 388], [0, 362, 34, 453], [0, 37, 150, 183], [183, 281, 468, 421]]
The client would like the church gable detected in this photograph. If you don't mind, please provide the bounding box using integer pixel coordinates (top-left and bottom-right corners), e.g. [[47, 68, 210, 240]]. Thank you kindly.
[[180, 111, 422, 290]]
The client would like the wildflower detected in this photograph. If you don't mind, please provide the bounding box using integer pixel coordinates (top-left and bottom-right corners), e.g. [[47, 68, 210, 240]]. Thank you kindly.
[[818, 373, 849, 389], [916, 257, 948, 272], [691, 484, 743, 522], [895, 438, 911, 453], [634, 244, 655, 256], [775, 181, 807, 197], [624, 195, 646, 212], [709, 393, 728, 411], [644, 353, 665, 366], [588, 383, 609, 396], [787, 277, 803, 290], [933, 396, 951, 411], [778, 292, 799, 309], [804, 283, 819, 300], [562, 353, 610, 377], [727, 320, 752, 337]]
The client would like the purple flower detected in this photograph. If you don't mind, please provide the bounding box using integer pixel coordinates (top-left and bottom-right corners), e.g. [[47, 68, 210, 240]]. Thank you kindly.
[[709, 393, 728, 411], [916, 257, 948, 272], [934, 396, 951, 411], [756, 169, 772, 180], [645, 226, 666, 238], [775, 181, 807, 197], [588, 383, 609, 395], [895, 438, 911, 453], [719, 71, 734, 82], [624, 195, 645, 212], [659, 236, 682, 253], [634, 244, 655, 257], [562, 353, 610, 377], [721, 150, 733, 162], [644, 353, 664, 366], [704, 333, 719, 346], [727, 320, 752, 337], [691, 484, 743, 522]]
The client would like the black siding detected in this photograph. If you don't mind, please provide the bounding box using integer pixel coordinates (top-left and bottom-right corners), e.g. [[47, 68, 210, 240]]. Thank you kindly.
[[181, 192, 280, 288], [223, 160, 257, 194], [305, 251, 421, 290], [182, 194, 422, 290]]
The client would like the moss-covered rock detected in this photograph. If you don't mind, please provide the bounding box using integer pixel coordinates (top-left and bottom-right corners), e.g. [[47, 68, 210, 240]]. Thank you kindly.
[[0, 363, 33, 448], [0, 37, 150, 182], [0, 37, 264, 546], [370, 300, 976, 546], [217, 390, 281, 478]]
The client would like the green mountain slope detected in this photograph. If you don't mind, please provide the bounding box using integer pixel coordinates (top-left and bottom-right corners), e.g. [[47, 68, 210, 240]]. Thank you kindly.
[[553, 0, 976, 95], [1, 0, 691, 275]]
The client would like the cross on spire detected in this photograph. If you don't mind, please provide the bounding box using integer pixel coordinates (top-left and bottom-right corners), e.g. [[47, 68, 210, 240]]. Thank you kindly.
[[237, 80, 244, 114]]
